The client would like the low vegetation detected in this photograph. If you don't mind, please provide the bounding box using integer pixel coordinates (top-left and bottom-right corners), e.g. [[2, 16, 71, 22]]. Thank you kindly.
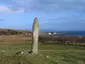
[[0, 40, 85, 64], [39, 35, 85, 46], [0, 28, 32, 36]]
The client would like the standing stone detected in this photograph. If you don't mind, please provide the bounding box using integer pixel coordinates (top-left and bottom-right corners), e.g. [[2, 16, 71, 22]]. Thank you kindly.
[[32, 17, 39, 54]]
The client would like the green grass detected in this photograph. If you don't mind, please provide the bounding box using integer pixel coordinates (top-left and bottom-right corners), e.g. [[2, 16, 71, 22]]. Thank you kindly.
[[0, 41, 85, 64]]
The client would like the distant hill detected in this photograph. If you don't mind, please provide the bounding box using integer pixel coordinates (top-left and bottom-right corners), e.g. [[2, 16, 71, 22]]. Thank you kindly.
[[0, 28, 32, 36]]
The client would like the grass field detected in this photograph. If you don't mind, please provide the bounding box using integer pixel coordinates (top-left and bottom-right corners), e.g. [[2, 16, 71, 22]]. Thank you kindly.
[[0, 40, 85, 64]]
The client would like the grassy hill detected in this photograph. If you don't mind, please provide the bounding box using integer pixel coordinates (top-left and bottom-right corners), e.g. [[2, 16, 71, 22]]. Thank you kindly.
[[0, 41, 85, 64]]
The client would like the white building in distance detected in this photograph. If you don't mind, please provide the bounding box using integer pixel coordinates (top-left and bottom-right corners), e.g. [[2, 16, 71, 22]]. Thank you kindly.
[[53, 32, 56, 34], [48, 32, 52, 35], [48, 32, 56, 35]]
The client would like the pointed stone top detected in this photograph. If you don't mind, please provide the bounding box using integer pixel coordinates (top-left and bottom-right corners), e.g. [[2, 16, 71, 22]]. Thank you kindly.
[[34, 17, 37, 19], [33, 17, 39, 29], [34, 17, 38, 24]]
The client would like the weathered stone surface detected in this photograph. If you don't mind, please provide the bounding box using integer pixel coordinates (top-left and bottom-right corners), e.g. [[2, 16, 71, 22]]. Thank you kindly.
[[32, 17, 39, 54]]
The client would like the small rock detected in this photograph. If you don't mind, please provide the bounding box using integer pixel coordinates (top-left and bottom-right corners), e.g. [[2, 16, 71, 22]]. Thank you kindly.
[[21, 51, 24, 54], [39, 54, 42, 56], [46, 56, 50, 58], [1, 50, 5, 53], [15, 51, 24, 55]]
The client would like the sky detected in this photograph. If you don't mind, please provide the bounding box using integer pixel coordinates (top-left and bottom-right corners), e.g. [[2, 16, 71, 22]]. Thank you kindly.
[[0, 0, 85, 31]]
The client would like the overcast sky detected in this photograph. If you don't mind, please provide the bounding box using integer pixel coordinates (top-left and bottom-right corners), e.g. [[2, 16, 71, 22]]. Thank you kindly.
[[0, 0, 85, 31]]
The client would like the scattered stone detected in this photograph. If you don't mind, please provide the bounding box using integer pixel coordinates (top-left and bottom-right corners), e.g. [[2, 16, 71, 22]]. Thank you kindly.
[[15, 51, 24, 55], [21, 51, 24, 54], [39, 54, 42, 56], [46, 56, 50, 58], [1, 50, 5, 53]]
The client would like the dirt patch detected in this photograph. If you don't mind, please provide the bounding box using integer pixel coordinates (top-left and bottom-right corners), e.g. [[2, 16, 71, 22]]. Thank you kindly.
[[0, 35, 32, 42]]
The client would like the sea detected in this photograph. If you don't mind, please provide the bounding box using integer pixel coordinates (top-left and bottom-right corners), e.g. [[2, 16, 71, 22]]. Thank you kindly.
[[56, 31, 85, 36], [41, 30, 85, 36]]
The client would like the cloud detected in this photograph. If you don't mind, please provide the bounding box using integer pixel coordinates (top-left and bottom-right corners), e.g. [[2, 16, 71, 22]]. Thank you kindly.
[[0, 0, 85, 13], [0, 5, 24, 13], [0, 0, 35, 12]]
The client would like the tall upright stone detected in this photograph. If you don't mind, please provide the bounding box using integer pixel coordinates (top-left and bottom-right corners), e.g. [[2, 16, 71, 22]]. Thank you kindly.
[[32, 17, 39, 54]]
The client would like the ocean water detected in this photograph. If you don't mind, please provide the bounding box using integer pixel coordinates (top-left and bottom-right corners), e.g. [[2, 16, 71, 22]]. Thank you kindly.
[[41, 30, 85, 36], [56, 31, 85, 36]]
